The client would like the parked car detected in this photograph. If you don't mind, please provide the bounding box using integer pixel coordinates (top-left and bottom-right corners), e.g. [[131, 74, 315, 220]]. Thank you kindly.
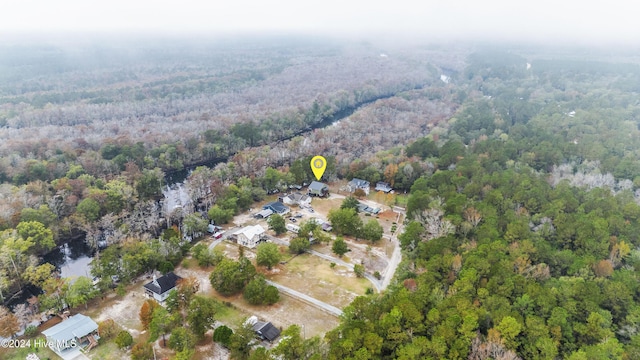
[[289, 217, 297, 222]]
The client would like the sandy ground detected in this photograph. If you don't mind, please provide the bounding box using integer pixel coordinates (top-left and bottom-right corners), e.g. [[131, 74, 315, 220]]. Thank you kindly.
[[266, 253, 369, 308]]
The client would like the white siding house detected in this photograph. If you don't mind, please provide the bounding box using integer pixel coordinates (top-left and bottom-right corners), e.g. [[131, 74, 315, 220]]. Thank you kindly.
[[233, 225, 266, 248], [143, 272, 182, 302]]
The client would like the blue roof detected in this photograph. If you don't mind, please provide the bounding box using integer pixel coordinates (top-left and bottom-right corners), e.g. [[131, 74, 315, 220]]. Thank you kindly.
[[42, 314, 98, 342], [264, 201, 289, 213]]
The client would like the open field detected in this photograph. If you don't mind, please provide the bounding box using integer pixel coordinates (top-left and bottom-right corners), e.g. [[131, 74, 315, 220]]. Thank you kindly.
[[311, 239, 389, 274], [266, 253, 370, 308], [87, 341, 128, 360], [309, 197, 343, 220], [179, 260, 340, 338], [92, 282, 147, 336]]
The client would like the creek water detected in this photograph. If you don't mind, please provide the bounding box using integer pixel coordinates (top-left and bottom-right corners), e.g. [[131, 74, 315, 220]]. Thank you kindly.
[[39, 89, 416, 283]]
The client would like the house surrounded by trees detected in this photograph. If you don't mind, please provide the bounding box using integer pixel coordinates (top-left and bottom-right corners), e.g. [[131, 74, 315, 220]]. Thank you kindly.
[[375, 181, 393, 193], [41, 314, 100, 357], [347, 178, 371, 195], [232, 225, 266, 248], [143, 272, 183, 302]]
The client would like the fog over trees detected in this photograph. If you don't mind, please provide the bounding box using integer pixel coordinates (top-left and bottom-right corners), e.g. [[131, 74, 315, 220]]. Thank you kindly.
[[3, 33, 640, 359]]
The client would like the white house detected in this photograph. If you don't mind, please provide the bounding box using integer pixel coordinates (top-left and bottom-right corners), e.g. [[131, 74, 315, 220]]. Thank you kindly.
[[282, 192, 311, 206], [347, 178, 371, 195], [143, 272, 183, 302], [233, 225, 266, 248]]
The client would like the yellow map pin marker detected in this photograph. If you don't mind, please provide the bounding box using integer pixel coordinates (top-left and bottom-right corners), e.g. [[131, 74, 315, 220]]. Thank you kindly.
[[310, 156, 327, 181]]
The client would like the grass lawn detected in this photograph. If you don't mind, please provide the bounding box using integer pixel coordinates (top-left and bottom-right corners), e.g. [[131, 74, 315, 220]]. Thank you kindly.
[[394, 193, 409, 207], [309, 198, 342, 218], [88, 341, 128, 359], [268, 253, 369, 307], [212, 300, 246, 326], [0, 343, 58, 360]]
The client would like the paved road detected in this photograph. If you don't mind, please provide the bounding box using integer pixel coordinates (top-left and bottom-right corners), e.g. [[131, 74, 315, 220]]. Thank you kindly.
[[208, 227, 238, 250], [265, 280, 343, 317]]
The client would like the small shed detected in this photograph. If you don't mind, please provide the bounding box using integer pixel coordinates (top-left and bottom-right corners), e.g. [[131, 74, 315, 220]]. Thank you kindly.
[[254, 209, 273, 219]]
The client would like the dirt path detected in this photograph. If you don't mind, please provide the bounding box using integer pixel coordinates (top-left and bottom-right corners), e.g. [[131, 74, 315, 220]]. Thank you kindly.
[[307, 249, 382, 291], [265, 280, 342, 316], [381, 210, 404, 290]]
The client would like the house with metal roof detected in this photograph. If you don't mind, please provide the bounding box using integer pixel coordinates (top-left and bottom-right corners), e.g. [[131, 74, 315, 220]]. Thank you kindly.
[[41, 313, 99, 357], [232, 225, 266, 248], [308, 181, 329, 197], [143, 272, 183, 303], [254, 209, 274, 219]]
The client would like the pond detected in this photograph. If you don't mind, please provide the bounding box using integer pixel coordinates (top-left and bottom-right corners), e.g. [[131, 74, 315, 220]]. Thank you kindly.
[[42, 236, 96, 279]]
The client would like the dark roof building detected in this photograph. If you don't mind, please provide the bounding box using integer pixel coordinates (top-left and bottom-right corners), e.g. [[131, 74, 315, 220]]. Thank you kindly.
[[252, 321, 281, 342], [144, 272, 182, 302], [263, 201, 290, 215]]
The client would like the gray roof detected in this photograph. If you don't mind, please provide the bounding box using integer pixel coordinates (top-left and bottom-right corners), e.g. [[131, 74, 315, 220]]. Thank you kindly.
[[308, 181, 328, 191], [285, 192, 310, 202], [349, 178, 370, 188], [255, 209, 273, 218], [264, 201, 289, 214], [42, 314, 98, 342]]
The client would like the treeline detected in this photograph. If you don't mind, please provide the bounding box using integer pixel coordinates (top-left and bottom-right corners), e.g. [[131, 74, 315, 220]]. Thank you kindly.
[[306, 51, 640, 360], [0, 38, 447, 188]]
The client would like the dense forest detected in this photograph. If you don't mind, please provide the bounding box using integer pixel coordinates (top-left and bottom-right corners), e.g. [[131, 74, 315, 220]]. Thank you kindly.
[[2, 36, 640, 359], [315, 51, 640, 360], [0, 37, 462, 316]]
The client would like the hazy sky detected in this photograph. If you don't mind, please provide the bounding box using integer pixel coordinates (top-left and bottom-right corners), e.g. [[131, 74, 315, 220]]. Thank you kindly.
[[1, 0, 638, 44]]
